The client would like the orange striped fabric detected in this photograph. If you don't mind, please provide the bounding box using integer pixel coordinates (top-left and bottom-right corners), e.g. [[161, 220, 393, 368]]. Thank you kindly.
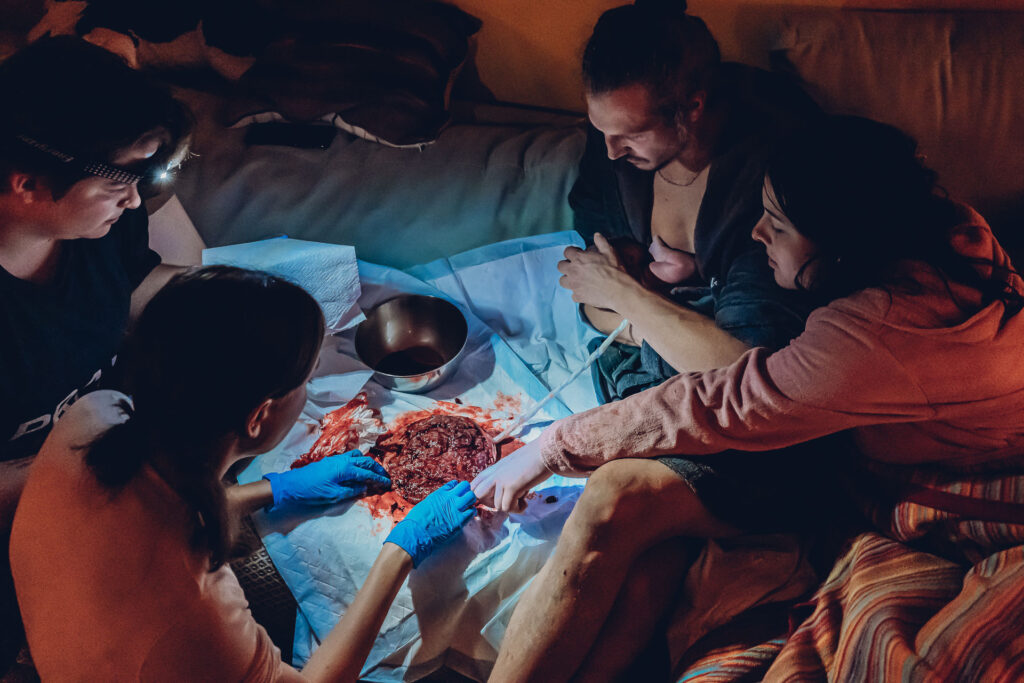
[[763, 466, 1024, 682], [679, 638, 788, 682]]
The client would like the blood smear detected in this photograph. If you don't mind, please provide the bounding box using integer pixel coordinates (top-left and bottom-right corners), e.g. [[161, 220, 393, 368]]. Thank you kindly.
[[290, 392, 384, 469], [290, 391, 528, 524], [361, 490, 412, 523]]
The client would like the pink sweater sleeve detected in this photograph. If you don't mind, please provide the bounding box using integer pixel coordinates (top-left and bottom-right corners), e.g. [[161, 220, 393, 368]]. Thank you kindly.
[[541, 298, 932, 474]]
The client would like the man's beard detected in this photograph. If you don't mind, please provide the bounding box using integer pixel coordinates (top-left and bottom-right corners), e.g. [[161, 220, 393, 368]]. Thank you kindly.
[[642, 138, 689, 172]]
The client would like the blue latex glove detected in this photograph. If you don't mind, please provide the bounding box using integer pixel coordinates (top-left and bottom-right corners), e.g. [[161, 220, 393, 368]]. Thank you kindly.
[[263, 450, 390, 512], [385, 480, 477, 567]]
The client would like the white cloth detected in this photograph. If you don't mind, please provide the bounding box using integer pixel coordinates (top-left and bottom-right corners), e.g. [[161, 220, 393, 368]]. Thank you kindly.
[[236, 233, 599, 681], [203, 237, 364, 332], [408, 231, 601, 414]]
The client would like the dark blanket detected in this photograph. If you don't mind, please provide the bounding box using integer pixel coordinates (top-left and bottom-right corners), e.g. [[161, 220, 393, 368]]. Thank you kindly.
[[33, 0, 481, 146]]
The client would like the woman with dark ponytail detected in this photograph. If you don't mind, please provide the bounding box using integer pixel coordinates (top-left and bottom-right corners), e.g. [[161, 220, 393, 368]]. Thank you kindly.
[[10, 266, 477, 682]]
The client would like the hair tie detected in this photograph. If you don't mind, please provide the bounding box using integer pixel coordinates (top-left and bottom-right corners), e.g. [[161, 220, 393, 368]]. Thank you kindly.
[[634, 0, 688, 13]]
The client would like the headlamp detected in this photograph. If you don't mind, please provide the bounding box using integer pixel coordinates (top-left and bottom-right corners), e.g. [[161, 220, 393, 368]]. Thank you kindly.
[[14, 134, 178, 197]]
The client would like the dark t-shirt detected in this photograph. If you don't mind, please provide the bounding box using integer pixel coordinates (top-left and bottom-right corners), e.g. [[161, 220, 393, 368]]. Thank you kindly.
[[0, 207, 159, 461]]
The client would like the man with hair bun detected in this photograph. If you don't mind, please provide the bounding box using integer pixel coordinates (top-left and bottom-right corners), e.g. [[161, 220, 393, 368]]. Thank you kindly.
[[480, 3, 833, 680], [567, 0, 820, 382]]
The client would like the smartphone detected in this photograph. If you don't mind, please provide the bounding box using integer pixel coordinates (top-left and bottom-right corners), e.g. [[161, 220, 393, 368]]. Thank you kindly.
[[243, 122, 338, 150]]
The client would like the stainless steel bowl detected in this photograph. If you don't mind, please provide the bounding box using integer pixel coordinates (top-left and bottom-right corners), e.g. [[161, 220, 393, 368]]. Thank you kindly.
[[354, 294, 468, 394]]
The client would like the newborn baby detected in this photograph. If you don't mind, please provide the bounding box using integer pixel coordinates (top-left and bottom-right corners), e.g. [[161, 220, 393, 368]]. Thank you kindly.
[[606, 235, 698, 294], [648, 234, 697, 285]]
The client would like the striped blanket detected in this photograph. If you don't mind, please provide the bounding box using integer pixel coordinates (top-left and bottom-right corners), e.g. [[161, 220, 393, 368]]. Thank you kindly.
[[763, 466, 1024, 681], [676, 606, 789, 682]]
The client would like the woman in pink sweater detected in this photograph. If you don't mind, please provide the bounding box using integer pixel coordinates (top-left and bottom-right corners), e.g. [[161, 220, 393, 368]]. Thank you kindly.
[[476, 116, 1024, 682]]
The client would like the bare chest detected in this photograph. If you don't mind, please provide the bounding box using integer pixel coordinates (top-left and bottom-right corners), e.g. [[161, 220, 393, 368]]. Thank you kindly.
[[650, 165, 709, 254]]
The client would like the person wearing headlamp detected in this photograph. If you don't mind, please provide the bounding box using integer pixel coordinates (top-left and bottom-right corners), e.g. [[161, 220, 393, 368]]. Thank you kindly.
[[0, 37, 195, 465], [0, 36, 198, 667]]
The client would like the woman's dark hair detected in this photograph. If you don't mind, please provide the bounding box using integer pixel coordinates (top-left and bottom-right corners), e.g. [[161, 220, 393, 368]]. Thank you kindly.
[[86, 266, 326, 570], [767, 115, 1023, 318], [0, 36, 193, 198], [582, 1, 720, 126]]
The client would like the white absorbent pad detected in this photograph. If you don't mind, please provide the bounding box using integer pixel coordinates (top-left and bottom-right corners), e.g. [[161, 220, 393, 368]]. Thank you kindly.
[[203, 237, 364, 332], [232, 238, 603, 681]]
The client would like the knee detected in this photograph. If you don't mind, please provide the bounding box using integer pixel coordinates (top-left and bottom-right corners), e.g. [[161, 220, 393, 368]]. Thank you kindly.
[[616, 563, 662, 608], [566, 461, 655, 549]]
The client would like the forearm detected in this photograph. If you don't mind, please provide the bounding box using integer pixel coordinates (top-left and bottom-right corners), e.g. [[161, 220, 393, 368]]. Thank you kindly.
[[0, 456, 33, 533], [617, 285, 750, 372], [224, 480, 274, 516], [130, 264, 187, 320], [581, 305, 640, 346], [539, 351, 767, 474], [302, 543, 412, 682], [146, 194, 206, 266]]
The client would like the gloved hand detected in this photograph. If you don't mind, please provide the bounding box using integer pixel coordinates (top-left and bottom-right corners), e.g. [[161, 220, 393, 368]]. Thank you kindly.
[[471, 433, 553, 513], [264, 450, 390, 512], [385, 480, 476, 567]]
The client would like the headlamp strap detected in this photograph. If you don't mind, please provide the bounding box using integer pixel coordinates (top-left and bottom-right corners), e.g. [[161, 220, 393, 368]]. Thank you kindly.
[[14, 134, 145, 185]]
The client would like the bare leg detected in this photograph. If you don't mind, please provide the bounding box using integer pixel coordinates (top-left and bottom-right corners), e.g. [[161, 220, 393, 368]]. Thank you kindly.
[[489, 459, 740, 683], [570, 537, 695, 683]]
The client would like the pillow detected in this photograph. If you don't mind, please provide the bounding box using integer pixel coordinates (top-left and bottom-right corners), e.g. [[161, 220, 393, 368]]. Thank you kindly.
[[226, 1, 481, 147], [29, 0, 482, 148]]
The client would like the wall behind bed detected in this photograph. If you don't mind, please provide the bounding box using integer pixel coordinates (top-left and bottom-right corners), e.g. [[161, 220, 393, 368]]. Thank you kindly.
[[455, 0, 1024, 112]]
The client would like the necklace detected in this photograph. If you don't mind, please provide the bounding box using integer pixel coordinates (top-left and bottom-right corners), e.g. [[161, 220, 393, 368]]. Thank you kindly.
[[657, 164, 706, 188]]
